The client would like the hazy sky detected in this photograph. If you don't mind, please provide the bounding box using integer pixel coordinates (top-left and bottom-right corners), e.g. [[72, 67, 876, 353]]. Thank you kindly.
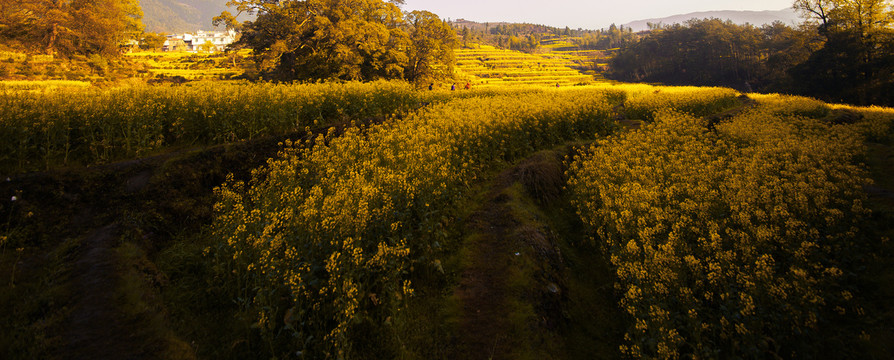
[[401, 0, 795, 29]]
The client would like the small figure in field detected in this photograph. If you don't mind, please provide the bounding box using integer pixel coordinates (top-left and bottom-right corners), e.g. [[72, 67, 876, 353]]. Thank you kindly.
[[464, 82, 471, 90], [428, 83, 434, 91], [555, 83, 560, 88], [451, 83, 456, 91]]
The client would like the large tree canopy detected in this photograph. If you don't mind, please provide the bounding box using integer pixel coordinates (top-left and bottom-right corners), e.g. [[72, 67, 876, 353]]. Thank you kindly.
[[217, 0, 457, 82], [405, 10, 457, 84], [792, 0, 894, 104], [0, 0, 143, 56]]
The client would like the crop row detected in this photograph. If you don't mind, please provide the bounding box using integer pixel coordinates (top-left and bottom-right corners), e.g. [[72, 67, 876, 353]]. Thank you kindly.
[[208, 84, 753, 357], [211, 88, 623, 358], [568, 101, 881, 358], [0, 81, 419, 174]]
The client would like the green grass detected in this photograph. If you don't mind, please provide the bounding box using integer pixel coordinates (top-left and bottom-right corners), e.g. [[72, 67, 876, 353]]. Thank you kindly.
[[0, 237, 79, 359]]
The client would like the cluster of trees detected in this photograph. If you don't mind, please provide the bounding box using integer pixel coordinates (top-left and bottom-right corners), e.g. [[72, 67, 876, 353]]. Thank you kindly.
[[609, 20, 813, 91], [502, 33, 542, 52], [138, 32, 168, 51], [570, 24, 638, 49], [456, 25, 540, 51], [791, 0, 894, 104], [0, 0, 144, 56], [610, 0, 894, 106], [215, 0, 456, 83], [454, 20, 638, 52]]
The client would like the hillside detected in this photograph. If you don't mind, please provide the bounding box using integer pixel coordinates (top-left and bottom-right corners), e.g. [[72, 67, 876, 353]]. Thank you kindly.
[[140, 0, 252, 33], [453, 44, 605, 88], [622, 8, 801, 31]]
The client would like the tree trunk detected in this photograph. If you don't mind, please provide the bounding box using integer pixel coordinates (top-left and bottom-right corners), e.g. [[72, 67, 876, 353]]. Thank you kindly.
[[46, 23, 58, 55]]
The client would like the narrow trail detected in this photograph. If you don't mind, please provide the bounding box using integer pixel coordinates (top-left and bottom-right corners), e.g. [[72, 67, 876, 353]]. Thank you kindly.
[[453, 192, 518, 359], [449, 96, 762, 359], [451, 151, 569, 359], [61, 223, 160, 360]]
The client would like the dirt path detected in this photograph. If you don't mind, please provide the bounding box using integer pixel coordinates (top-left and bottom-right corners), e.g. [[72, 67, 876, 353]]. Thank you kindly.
[[453, 192, 518, 359], [60, 223, 162, 360], [452, 151, 570, 360]]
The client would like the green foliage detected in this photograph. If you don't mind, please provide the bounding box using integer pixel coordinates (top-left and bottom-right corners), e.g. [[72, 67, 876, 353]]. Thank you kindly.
[[224, 0, 457, 82], [610, 1, 894, 106], [609, 19, 817, 92], [458, 21, 638, 52], [0, 0, 143, 57], [139, 32, 167, 51], [405, 10, 458, 85], [792, 0, 894, 105]]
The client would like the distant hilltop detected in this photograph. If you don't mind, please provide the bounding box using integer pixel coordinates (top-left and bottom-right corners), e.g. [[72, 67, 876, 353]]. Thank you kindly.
[[622, 8, 801, 32], [141, 0, 253, 33]]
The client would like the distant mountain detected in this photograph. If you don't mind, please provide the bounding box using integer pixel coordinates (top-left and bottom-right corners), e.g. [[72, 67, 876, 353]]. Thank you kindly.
[[140, 0, 252, 33], [622, 9, 801, 32]]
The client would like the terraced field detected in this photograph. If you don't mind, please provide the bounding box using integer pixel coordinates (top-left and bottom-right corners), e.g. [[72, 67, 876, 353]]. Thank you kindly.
[[540, 36, 614, 76], [538, 36, 613, 72], [125, 51, 246, 80], [126, 42, 607, 86], [454, 44, 607, 88]]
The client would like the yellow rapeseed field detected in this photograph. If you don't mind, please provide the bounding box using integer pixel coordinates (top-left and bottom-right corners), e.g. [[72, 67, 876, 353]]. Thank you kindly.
[[0, 81, 418, 173], [209, 83, 755, 357], [567, 96, 892, 358], [7, 77, 892, 358]]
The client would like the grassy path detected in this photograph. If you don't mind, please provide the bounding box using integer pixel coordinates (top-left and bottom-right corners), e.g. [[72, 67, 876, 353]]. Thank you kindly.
[[61, 224, 163, 359], [449, 149, 622, 359], [452, 174, 521, 359]]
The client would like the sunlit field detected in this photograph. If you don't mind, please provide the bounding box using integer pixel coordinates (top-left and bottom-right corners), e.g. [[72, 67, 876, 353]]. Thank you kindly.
[[3, 0, 894, 355], [454, 44, 603, 87], [3, 69, 894, 359], [125, 50, 250, 80]]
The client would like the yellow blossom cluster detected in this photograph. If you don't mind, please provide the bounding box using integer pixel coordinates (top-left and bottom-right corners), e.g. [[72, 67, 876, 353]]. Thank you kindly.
[[832, 104, 894, 143], [747, 93, 831, 118], [620, 85, 741, 121], [0, 80, 418, 173], [568, 104, 877, 358], [212, 87, 620, 357]]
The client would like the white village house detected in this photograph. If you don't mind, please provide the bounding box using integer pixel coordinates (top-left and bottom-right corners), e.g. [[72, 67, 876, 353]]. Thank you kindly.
[[163, 30, 237, 53]]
